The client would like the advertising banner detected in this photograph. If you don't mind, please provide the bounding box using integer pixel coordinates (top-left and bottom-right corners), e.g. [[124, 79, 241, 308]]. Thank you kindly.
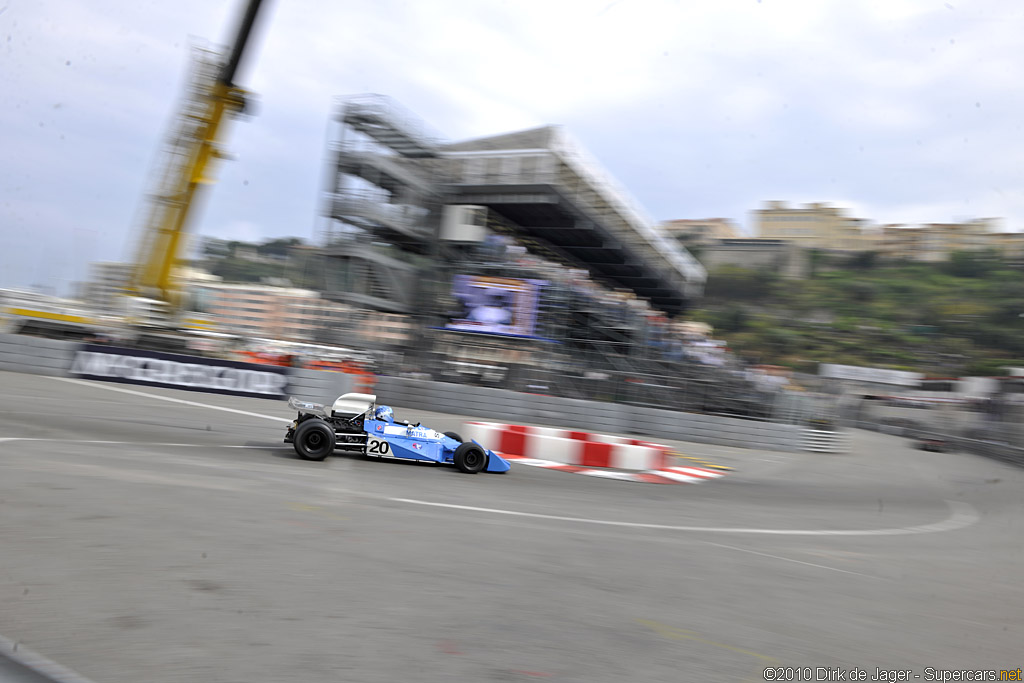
[[70, 344, 289, 399], [819, 363, 922, 388]]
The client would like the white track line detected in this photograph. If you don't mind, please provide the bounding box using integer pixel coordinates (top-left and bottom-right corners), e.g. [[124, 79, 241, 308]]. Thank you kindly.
[[20, 379, 982, 538], [667, 467, 722, 479], [0, 632, 99, 683], [388, 498, 980, 536], [652, 470, 704, 484], [49, 376, 289, 423], [1, 438, 282, 449], [0, 435, 981, 538], [700, 541, 885, 578]]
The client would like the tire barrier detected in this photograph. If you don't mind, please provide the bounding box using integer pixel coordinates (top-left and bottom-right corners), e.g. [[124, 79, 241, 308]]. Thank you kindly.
[[801, 429, 851, 453], [463, 421, 671, 471]]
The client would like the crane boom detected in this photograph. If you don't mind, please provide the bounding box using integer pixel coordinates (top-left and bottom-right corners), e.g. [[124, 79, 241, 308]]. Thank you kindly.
[[220, 0, 265, 87], [130, 0, 267, 313]]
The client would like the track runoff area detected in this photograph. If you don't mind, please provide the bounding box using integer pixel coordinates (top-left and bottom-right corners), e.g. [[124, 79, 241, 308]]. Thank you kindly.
[[1, 371, 1022, 683]]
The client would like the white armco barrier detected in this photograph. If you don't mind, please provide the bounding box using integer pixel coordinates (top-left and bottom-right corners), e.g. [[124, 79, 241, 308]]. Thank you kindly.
[[463, 421, 670, 471]]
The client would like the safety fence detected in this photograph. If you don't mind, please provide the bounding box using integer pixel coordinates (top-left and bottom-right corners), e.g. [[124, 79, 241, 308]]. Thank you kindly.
[[843, 396, 1024, 467], [0, 333, 864, 454], [851, 419, 1024, 467], [374, 375, 802, 451]]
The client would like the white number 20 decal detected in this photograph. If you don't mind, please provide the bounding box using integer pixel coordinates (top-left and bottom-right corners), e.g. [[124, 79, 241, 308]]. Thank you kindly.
[[368, 437, 390, 455]]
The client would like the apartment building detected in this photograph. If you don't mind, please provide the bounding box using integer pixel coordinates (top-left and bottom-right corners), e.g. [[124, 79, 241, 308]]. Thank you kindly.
[[755, 202, 1020, 261], [991, 231, 1024, 260], [878, 219, 1003, 262], [660, 218, 740, 248], [191, 281, 414, 346], [79, 262, 134, 312], [193, 283, 352, 342], [755, 201, 872, 251]]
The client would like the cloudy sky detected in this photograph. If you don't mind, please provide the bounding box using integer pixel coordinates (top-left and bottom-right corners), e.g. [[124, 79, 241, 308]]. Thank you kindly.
[[2, 0, 1022, 294]]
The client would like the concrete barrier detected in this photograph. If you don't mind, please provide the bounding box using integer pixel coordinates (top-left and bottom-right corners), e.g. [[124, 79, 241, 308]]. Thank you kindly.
[[0, 333, 77, 377], [0, 339, 806, 453], [377, 376, 802, 451], [287, 367, 356, 405]]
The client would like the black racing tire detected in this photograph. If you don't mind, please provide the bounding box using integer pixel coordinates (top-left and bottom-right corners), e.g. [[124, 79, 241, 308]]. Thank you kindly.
[[293, 419, 336, 461], [443, 431, 463, 443], [454, 442, 486, 474]]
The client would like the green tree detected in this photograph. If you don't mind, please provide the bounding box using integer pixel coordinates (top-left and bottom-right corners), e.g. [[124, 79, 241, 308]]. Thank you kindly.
[[944, 250, 993, 278], [258, 237, 304, 258], [704, 266, 780, 301], [845, 251, 878, 270], [848, 281, 877, 303], [714, 305, 748, 333]]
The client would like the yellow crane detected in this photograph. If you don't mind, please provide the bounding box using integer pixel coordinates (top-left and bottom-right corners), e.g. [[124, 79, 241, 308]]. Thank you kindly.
[[128, 0, 268, 325]]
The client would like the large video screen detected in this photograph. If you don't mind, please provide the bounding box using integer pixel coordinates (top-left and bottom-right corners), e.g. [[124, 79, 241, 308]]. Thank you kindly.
[[445, 275, 547, 338]]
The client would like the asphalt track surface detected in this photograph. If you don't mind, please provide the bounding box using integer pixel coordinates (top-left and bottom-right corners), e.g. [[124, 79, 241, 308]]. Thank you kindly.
[[1, 371, 1022, 683]]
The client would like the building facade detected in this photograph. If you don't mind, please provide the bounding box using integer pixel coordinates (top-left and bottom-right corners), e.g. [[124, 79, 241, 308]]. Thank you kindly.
[[755, 201, 1020, 262], [878, 219, 1004, 262], [79, 262, 135, 312], [660, 218, 740, 248], [754, 201, 873, 251], [699, 239, 810, 278], [192, 281, 413, 346]]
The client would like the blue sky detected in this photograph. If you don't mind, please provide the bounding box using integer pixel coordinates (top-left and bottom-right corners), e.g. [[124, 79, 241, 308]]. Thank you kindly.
[[2, 0, 1022, 294]]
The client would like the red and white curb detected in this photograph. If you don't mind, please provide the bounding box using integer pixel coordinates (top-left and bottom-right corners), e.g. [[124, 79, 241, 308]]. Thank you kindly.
[[463, 422, 729, 484], [500, 453, 727, 484], [464, 421, 671, 471]]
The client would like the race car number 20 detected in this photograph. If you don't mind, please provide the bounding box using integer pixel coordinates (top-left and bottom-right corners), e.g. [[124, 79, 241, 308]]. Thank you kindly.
[[367, 436, 391, 456]]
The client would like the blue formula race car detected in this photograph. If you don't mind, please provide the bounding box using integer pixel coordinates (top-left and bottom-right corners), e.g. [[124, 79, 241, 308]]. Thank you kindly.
[[283, 392, 510, 474]]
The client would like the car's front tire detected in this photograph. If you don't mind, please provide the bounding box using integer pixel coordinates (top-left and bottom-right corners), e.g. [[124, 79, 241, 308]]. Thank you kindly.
[[454, 442, 486, 474], [443, 431, 463, 443], [293, 419, 336, 461]]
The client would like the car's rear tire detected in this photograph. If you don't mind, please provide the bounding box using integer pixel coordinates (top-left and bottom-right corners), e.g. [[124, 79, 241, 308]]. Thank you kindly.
[[293, 419, 336, 461], [454, 442, 486, 474], [443, 431, 463, 443]]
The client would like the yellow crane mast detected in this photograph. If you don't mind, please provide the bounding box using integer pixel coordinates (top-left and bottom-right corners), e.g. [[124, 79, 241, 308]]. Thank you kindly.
[[129, 0, 267, 320]]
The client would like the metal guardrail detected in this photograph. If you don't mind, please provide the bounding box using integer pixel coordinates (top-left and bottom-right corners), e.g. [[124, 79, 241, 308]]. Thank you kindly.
[[851, 419, 1024, 467], [801, 429, 851, 453]]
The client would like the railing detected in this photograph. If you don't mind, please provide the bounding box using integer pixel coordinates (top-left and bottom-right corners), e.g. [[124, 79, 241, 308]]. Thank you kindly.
[[328, 192, 431, 240], [850, 417, 1024, 467], [440, 150, 705, 290], [339, 94, 442, 157]]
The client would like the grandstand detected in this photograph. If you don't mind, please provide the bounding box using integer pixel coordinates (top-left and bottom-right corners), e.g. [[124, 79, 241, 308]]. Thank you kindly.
[[319, 94, 704, 316], [314, 95, 776, 417]]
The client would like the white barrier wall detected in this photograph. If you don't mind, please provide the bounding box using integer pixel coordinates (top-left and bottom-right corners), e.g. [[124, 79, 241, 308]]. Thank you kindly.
[[0, 334, 77, 376], [378, 376, 803, 452], [0, 337, 823, 454], [287, 368, 356, 406]]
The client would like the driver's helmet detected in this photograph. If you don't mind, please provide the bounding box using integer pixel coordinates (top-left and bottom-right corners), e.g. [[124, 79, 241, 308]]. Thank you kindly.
[[373, 405, 394, 423]]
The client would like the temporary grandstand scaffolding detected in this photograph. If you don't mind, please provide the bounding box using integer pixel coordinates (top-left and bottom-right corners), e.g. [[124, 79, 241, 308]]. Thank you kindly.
[[319, 95, 443, 320], [313, 96, 782, 418]]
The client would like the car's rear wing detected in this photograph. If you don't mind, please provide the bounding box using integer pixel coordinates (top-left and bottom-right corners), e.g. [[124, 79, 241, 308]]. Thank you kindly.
[[287, 396, 328, 418]]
